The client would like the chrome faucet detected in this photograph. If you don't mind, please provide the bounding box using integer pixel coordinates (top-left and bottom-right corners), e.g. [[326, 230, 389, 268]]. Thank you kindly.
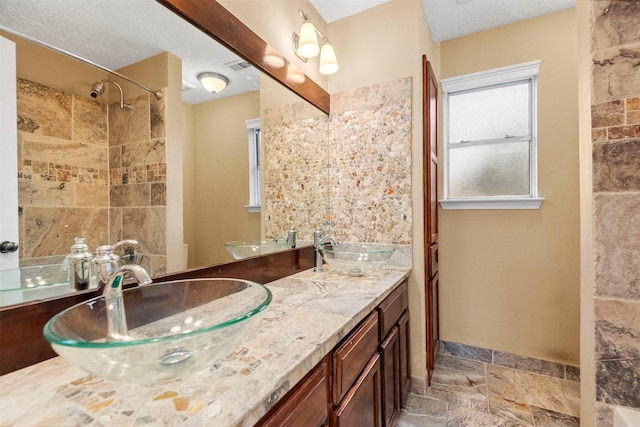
[[314, 229, 338, 272], [93, 239, 139, 288], [103, 264, 152, 341]]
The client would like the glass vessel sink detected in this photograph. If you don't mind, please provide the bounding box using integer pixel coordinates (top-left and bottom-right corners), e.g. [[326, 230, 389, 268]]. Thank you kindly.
[[43, 278, 272, 384], [320, 243, 395, 277], [224, 240, 288, 259]]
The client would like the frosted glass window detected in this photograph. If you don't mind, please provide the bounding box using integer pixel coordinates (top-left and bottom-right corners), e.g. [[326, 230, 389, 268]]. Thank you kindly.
[[441, 61, 541, 208], [449, 82, 530, 143], [449, 142, 530, 198]]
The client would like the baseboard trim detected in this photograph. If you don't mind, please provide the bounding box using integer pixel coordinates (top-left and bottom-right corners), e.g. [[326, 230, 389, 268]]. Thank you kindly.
[[439, 340, 580, 381]]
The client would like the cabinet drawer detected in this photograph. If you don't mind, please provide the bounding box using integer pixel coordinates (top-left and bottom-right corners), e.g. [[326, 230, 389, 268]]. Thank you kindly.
[[333, 311, 380, 405], [377, 281, 408, 339], [258, 360, 329, 427]]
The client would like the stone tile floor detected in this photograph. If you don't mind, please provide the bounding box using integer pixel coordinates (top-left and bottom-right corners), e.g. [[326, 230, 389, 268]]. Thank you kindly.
[[396, 354, 580, 426]]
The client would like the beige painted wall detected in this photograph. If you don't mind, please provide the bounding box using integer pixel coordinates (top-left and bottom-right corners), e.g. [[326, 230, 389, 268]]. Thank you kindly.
[[190, 91, 261, 267], [439, 9, 580, 364], [182, 104, 196, 269]]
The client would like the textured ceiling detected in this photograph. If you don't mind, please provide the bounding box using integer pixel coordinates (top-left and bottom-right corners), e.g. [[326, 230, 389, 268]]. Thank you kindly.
[[421, 0, 576, 43], [309, 0, 392, 23], [0, 0, 576, 105]]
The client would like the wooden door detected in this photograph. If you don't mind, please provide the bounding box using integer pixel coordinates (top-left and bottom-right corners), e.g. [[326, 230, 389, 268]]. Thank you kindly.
[[423, 55, 440, 384], [423, 57, 438, 245]]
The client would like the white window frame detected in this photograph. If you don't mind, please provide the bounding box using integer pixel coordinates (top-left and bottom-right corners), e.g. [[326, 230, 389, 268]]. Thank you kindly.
[[440, 60, 544, 210], [245, 118, 261, 213]]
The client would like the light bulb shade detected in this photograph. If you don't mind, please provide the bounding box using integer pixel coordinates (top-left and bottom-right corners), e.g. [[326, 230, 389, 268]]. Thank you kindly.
[[319, 42, 339, 75], [297, 21, 319, 58], [198, 72, 229, 94]]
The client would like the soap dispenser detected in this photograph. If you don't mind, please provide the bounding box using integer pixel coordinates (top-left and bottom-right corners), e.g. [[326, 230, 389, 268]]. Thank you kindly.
[[63, 237, 94, 291]]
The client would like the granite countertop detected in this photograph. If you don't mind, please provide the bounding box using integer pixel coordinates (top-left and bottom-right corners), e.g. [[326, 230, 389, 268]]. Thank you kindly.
[[0, 264, 411, 427]]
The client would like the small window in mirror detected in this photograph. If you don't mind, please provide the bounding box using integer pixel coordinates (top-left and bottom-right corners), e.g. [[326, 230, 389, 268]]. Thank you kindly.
[[245, 118, 261, 212]]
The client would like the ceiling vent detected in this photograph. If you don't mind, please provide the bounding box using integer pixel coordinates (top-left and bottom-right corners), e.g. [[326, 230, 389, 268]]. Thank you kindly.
[[182, 80, 196, 92], [226, 60, 252, 72]]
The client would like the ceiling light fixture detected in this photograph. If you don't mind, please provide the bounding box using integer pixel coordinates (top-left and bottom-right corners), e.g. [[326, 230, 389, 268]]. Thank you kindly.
[[197, 72, 229, 94], [292, 9, 339, 75]]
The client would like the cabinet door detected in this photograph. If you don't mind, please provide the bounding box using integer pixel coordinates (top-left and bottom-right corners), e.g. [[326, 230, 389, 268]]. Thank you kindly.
[[398, 310, 410, 403], [332, 352, 382, 427], [426, 272, 440, 382], [380, 326, 400, 427], [257, 360, 329, 427]]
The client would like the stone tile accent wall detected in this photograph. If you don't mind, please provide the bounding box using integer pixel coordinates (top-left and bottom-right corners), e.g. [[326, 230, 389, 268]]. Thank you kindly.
[[590, 0, 640, 422], [263, 99, 330, 240], [328, 77, 413, 244], [263, 77, 412, 245], [17, 78, 108, 266], [15, 79, 167, 276]]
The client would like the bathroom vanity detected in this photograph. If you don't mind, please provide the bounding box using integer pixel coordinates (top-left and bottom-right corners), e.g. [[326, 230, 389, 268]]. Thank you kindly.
[[0, 261, 410, 426]]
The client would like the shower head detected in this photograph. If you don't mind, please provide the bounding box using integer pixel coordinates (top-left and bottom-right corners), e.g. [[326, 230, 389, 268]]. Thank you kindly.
[[90, 81, 105, 98], [89, 80, 132, 110]]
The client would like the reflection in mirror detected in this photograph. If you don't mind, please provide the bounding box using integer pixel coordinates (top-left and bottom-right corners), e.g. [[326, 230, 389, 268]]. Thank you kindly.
[[0, 2, 329, 308]]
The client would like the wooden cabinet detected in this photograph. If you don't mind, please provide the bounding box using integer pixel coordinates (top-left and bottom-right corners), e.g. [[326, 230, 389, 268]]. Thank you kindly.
[[332, 353, 382, 427], [380, 326, 400, 427], [258, 280, 409, 427], [257, 359, 330, 427], [333, 312, 380, 405]]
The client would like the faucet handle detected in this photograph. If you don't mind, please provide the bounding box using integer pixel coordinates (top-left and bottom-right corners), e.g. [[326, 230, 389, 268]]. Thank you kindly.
[[111, 239, 138, 251]]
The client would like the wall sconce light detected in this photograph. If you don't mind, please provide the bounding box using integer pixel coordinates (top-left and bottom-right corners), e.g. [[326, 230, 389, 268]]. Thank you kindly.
[[292, 9, 339, 75], [197, 72, 229, 94]]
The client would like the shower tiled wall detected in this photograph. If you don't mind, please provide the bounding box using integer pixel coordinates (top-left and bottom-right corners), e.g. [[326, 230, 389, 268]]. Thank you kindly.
[[108, 90, 168, 276], [590, 0, 640, 423], [16, 79, 167, 276], [263, 77, 413, 244], [17, 78, 109, 266]]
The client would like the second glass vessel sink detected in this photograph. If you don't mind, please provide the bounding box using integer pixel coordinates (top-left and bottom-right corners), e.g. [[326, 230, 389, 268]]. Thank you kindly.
[[43, 278, 272, 383], [224, 240, 288, 259], [320, 243, 395, 276]]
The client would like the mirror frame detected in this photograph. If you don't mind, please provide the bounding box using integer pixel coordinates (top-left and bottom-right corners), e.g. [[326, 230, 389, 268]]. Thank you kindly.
[[157, 0, 330, 114]]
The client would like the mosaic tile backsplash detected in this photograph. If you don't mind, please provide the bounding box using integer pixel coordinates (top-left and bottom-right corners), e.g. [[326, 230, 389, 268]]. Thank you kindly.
[[263, 77, 413, 245], [590, 0, 640, 423], [16, 79, 167, 275]]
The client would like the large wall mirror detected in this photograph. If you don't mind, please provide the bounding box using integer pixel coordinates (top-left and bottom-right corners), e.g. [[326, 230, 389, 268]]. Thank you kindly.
[[0, 0, 330, 308]]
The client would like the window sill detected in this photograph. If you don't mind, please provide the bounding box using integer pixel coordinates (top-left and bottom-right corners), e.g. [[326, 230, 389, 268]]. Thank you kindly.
[[245, 205, 261, 213], [439, 197, 544, 210]]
